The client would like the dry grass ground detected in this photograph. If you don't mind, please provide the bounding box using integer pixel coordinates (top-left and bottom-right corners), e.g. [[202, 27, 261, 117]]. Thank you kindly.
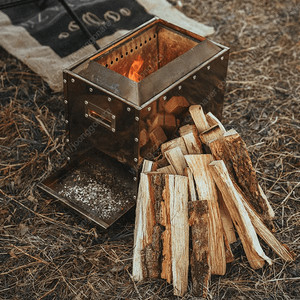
[[0, 0, 299, 299]]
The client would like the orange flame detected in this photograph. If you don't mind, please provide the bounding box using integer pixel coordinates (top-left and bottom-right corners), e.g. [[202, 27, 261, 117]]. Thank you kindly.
[[128, 55, 144, 82]]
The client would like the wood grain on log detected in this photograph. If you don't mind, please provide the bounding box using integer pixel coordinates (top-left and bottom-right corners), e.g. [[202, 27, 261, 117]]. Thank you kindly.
[[179, 124, 198, 136], [189, 200, 210, 297], [182, 132, 203, 154], [169, 175, 189, 297], [200, 124, 225, 145], [156, 165, 176, 174], [149, 126, 167, 148], [165, 146, 187, 176], [185, 154, 226, 275], [206, 112, 226, 132], [189, 105, 210, 133], [165, 96, 189, 115], [209, 160, 272, 269], [161, 137, 188, 155], [223, 130, 275, 224]]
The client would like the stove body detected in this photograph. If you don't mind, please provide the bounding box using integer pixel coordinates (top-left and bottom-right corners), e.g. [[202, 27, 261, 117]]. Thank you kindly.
[[39, 18, 229, 228]]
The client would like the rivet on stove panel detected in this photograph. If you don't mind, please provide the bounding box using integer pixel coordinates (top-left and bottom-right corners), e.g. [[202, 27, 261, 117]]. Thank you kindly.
[[63, 79, 67, 84], [67, 157, 71, 161], [221, 56, 224, 60], [133, 177, 137, 181], [112, 128, 116, 133], [134, 138, 139, 143], [66, 139, 70, 143], [85, 114, 88, 118], [178, 85, 182, 90], [147, 107, 151, 111], [163, 96, 167, 101], [112, 115, 116, 120], [108, 97, 112, 102], [207, 65, 211, 70], [193, 75, 197, 80], [127, 107, 131, 112], [134, 158, 138, 162], [89, 87, 93, 92], [135, 117, 139, 121], [133, 195, 137, 200], [64, 100, 68, 104], [84, 100, 88, 105], [71, 78, 75, 83], [65, 120, 69, 124]]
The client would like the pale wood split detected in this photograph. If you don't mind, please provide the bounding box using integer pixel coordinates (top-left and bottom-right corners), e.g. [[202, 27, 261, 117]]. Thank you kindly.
[[189, 105, 210, 133], [209, 160, 272, 269], [185, 154, 226, 275], [165, 146, 187, 176]]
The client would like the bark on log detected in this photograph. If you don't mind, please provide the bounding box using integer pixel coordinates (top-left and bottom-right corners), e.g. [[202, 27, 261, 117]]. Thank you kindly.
[[189, 200, 210, 298], [185, 154, 226, 275], [189, 105, 210, 133], [224, 131, 274, 225], [209, 160, 272, 269]]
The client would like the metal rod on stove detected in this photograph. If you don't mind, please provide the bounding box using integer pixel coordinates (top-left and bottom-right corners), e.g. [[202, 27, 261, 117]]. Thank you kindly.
[[58, 0, 100, 51]]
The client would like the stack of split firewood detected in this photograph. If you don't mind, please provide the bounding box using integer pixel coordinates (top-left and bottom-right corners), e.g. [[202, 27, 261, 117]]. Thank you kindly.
[[132, 105, 294, 297]]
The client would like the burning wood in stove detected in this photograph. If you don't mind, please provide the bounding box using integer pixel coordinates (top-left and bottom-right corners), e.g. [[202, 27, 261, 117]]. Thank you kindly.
[[132, 105, 295, 297]]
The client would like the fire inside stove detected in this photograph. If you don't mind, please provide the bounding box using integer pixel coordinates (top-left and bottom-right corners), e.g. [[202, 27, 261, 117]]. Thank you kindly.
[[90, 20, 204, 83]]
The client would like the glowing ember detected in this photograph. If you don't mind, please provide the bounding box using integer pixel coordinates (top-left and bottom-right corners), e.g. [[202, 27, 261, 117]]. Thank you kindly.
[[128, 55, 144, 82]]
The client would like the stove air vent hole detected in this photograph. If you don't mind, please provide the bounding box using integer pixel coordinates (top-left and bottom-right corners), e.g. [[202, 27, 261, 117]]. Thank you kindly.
[[103, 33, 157, 68]]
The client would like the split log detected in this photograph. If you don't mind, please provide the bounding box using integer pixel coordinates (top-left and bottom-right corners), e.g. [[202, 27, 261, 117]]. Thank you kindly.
[[209, 160, 272, 269], [189, 200, 210, 297], [169, 175, 189, 297], [161, 137, 188, 155], [156, 165, 176, 174], [179, 124, 198, 136], [133, 165, 153, 281], [189, 105, 210, 133], [150, 113, 177, 134], [200, 124, 225, 145], [223, 227, 235, 263], [181, 132, 203, 154], [206, 112, 226, 132], [152, 157, 169, 170], [185, 167, 198, 202], [149, 126, 168, 148], [142, 159, 154, 173], [224, 130, 275, 223], [165, 146, 187, 176], [165, 96, 189, 115], [185, 154, 226, 275], [231, 182, 294, 262], [160, 175, 172, 283], [218, 192, 237, 244]]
